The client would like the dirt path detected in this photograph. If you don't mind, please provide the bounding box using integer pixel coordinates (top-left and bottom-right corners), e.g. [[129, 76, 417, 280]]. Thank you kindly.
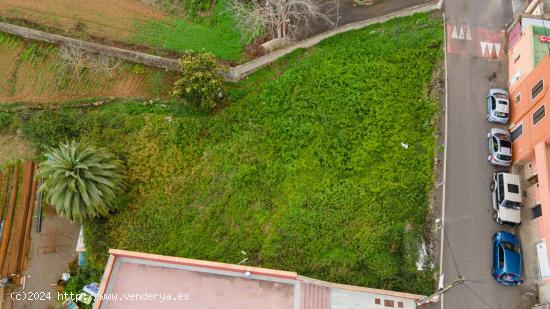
[[8, 206, 80, 309]]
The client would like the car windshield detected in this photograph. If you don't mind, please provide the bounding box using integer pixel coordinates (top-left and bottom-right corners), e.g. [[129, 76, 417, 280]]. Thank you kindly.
[[502, 241, 521, 254], [497, 112, 509, 118], [503, 200, 521, 209], [497, 154, 512, 161], [500, 140, 512, 148], [495, 93, 508, 99]]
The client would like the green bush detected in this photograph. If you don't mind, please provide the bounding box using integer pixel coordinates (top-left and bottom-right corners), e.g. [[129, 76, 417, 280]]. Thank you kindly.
[[172, 50, 224, 112], [20, 110, 82, 149], [63, 265, 102, 309]]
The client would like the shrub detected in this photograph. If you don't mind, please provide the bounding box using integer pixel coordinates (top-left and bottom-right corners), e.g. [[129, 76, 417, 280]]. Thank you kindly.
[[172, 50, 224, 112], [20, 110, 82, 149], [38, 141, 125, 223], [63, 264, 102, 309], [0, 112, 14, 134]]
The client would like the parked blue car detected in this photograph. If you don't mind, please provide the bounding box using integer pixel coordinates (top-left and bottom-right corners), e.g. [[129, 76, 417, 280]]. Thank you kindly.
[[492, 231, 523, 286]]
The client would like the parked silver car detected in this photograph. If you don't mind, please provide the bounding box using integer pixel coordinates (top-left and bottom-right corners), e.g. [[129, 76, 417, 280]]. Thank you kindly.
[[486, 89, 510, 124], [487, 128, 512, 167]]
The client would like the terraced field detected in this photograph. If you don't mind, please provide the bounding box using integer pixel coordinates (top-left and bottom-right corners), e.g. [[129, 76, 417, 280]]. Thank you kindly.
[[0, 33, 176, 103]]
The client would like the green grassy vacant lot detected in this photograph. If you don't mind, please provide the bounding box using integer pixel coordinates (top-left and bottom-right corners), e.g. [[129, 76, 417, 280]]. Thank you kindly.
[[14, 13, 443, 294]]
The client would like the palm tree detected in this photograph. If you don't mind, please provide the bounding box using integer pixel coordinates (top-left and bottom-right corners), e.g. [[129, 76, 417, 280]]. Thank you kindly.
[[38, 141, 124, 223]]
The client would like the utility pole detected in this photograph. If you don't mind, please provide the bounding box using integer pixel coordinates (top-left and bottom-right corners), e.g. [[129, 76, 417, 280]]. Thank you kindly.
[[416, 277, 465, 307]]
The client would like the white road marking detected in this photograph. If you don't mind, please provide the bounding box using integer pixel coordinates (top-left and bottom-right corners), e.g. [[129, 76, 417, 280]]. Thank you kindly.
[[452, 25, 458, 39], [459, 26, 464, 39], [487, 42, 495, 56], [495, 43, 501, 57], [466, 27, 472, 40], [480, 41, 488, 56]]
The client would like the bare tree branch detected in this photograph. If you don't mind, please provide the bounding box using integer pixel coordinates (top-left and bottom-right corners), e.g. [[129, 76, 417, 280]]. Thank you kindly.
[[89, 53, 124, 78], [58, 44, 123, 79], [228, 0, 340, 42], [58, 43, 90, 80]]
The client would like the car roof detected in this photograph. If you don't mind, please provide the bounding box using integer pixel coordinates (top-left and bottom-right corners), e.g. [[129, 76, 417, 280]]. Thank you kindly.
[[497, 145, 512, 156], [503, 248, 522, 276]]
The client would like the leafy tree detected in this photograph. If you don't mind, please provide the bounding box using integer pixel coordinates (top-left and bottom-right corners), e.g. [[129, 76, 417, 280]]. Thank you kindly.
[[38, 141, 124, 223], [172, 50, 224, 111]]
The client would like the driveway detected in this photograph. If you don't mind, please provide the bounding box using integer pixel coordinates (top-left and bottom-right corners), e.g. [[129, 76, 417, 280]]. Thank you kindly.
[[439, 0, 537, 308]]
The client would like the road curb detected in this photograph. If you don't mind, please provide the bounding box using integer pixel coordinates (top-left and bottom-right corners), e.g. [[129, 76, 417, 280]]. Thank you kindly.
[[438, 10, 449, 309]]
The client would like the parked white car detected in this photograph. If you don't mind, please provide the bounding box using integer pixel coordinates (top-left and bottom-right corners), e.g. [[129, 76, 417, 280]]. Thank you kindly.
[[490, 173, 521, 227]]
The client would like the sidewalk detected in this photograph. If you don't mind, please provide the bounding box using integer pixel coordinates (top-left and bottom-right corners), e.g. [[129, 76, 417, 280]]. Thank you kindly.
[[513, 163, 544, 304], [8, 206, 80, 309]]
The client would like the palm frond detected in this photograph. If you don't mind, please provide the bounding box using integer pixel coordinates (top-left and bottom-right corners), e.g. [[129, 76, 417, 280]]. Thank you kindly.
[[38, 140, 125, 223]]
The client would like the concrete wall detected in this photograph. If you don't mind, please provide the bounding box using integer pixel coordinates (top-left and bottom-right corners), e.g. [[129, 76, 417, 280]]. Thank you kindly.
[[0, 22, 181, 72]]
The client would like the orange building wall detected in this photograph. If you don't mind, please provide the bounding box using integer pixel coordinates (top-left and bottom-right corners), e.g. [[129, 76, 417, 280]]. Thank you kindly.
[[535, 143, 550, 243], [510, 56, 550, 163], [509, 25, 535, 92]]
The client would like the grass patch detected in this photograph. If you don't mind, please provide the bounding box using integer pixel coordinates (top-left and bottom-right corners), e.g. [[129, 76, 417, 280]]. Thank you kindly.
[[132, 0, 244, 61], [20, 13, 443, 294]]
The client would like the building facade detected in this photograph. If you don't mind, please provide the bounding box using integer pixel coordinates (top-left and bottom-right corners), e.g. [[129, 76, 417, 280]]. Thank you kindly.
[[508, 16, 550, 287]]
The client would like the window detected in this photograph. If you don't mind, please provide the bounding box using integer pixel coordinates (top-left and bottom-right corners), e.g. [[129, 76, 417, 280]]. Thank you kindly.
[[375, 298, 381, 305], [498, 174, 505, 203], [502, 241, 521, 254], [398, 302, 404, 308], [492, 137, 499, 152], [499, 246, 505, 268], [514, 53, 521, 63], [384, 300, 395, 307], [527, 174, 539, 187], [532, 204, 542, 219], [508, 184, 519, 194], [532, 80, 544, 99], [533, 105, 545, 125], [515, 94, 521, 104], [511, 124, 523, 142], [500, 140, 512, 149]]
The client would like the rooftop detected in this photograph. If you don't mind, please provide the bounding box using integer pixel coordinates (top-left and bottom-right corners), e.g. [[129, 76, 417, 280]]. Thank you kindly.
[[95, 249, 425, 309]]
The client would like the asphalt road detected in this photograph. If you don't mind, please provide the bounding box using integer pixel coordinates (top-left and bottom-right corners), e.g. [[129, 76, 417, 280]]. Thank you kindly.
[[301, 0, 432, 38], [440, 0, 535, 308]]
